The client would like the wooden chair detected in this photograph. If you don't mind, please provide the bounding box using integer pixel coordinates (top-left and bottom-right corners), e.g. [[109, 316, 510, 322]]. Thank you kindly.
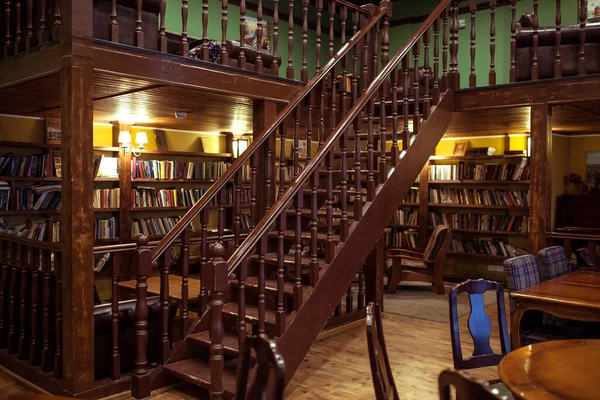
[[387, 225, 452, 295], [236, 334, 285, 400], [448, 279, 510, 370], [366, 303, 399, 400], [438, 369, 502, 400]]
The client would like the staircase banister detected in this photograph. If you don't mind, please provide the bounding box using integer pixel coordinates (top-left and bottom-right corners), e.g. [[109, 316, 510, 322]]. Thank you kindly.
[[226, 0, 452, 275], [333, 0, 372, 15], [149, 5, 389, 264]]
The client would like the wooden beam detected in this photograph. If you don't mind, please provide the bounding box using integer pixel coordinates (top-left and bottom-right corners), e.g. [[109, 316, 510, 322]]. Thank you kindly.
[[0, 44, 66, 89], [60, 57, 95, 394], [529, 104, 552, 253]]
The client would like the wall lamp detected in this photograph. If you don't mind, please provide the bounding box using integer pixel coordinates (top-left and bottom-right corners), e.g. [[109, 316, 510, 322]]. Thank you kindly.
[[118, 129, 148, 156]]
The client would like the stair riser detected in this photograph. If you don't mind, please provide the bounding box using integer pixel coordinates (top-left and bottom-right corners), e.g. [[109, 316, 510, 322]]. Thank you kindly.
[[230, 288, 295, 314], [248, 260, 315, 284], [221, 312, 279, 338]]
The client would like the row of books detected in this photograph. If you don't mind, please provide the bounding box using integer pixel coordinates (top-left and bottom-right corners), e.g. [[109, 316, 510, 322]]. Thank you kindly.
[[16, 184, 61, 211], [131, 216, 194, 237], [132, 187, 207, 208], [450, 238, 528, 258], [240, 214, 252, 230], [94, 188, 120, 209], [429, 159, 530, 181], [390, 209, 418, 226], [0, 152, 59, 178], [0, 217, 60, 242], [383, 228, 418, 249], [0, 182, 9, 210], [429, 213, 529, 233], [94, 217, 119, 239], [429, 189, 530, 207], [279, 165, 303, 182], [403, 188, 418, 203], [131, 159, 231, 180]]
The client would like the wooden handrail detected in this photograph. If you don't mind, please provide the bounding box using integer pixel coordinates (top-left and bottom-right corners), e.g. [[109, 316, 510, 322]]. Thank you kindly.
[[333, 0, 371, 15], [0, 233, 61, 252], [149, 5, 390, 264], [226, 0, 452, 275], [547, 231, 600, 241]]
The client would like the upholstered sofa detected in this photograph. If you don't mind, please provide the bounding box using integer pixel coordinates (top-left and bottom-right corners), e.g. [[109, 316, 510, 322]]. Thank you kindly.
[[516, 13, 600, 81]]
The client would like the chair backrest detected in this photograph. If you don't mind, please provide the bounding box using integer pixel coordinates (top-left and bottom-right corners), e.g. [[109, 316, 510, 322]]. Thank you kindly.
[[438, 369, 501, 400], [538, 246, 571, 281], [424, 225, 452, 262], [236, 334, 285, 400], [366, 303, 400, 400], [448, 279, 510, 370], [503, 254, 540, 318]]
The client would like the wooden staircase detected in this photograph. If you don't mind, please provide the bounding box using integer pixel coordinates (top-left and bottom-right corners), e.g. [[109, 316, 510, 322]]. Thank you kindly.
[[126, 1, 458, 398]]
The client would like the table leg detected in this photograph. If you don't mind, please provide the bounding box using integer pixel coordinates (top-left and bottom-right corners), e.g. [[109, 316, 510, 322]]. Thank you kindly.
[[511, 306, 526, 349]]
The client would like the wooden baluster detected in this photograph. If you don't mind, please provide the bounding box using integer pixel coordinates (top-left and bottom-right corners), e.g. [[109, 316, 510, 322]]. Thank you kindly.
[[256, 0, 263, 72], [131, 235, 152, 399], [18, 245, 28, 360], [532, 0, 539, 80], [201, 0, 209, 60], [319, 82, 326, 146], [111, 253, 122, 379], [279, 123, 286, 197], [579, 0, 586, 75], [402, 56, 410, 151], [4, 0, 13, 58], [218, 189, 225, 244], [294, 192, 304, 309], [38, 0, 49, 44], [555, 0, 562, 78], [423, 27, 431, 119], [221, 0, 228, 64], [294, 106, 301, 179], [329, 0, 335, 59], [354, 115, 363, 221], [238, 0, 246, 69], [413, 42, 421, 135], [340, 130, 349, 242], [251, 152, 258, 228], [469, 0, 476, 87], [449, 0, 460, 89], [510, 0, 517, 82], [367, 98, 375, 201], [234, 170, 242, 246], [310, 168, 320, 285], [198, 209, 209, 314], [442, 6, 449, 90], [53, 251, 62, 379], [287, 0, 294, 78], [134, 0, 143, 47], [207, 242, 227, 400], [433, 17, 441, 105], [489, 0, 497, 85], [181, 227, 190, 338], [237, 257, 247, 372], [351, 9, 359, 101], [0, 240, 8, 347], [301, 0, 309, 81], [52, 0, 61, 39], [325, 149, 335, 262], [357, 266, 365, 309], [14, 1, 22, 53], [390, 69, 399, 166], [588, 240, 597, 268], [40, 249, 50, 369], [25, 0, 33, 50], [158, 0, 167, 52], [275, 215, 286, 335], [307, 96, 313, 164], [272, 0, 279, 74], [29, 248, 40, 365], [346, 282, 353, 314], [159, 250, 172, 365], [257, 236, 267, 334], [380, 12, 389, 183], [316, 0, 323, 74], [371, 20, 379, 87], [109, 0, 118, 42], [7, 243, 17, 354]]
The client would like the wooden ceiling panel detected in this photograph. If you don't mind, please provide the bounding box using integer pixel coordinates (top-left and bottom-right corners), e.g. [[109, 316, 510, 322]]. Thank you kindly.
[[444, 107, 532, 137]]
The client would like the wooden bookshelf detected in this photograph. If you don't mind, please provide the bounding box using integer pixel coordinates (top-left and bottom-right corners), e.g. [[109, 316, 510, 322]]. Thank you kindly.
[[428, 203, 529, 210], [429, 180, 530, 185], [427, 227, 529, 236]]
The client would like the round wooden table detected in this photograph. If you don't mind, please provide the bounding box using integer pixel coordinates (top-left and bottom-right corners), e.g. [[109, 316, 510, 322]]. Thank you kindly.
[[498, 339, 600, 400]]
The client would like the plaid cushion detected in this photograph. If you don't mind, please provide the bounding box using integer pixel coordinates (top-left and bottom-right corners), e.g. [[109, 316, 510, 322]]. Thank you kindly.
[[538, 246, 571, 326], [503, 255, 540, 318]]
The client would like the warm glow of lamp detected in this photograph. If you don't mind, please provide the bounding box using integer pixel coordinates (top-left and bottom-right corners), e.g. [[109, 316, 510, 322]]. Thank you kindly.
[[118, 130, 132, 153], [136, 131, 148, 149], [233, 138, 248, 158]]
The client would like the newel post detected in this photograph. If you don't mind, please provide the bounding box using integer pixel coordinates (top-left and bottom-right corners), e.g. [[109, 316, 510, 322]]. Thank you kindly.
[[207, 242, 228, 399], [131, 235, 153, 399]]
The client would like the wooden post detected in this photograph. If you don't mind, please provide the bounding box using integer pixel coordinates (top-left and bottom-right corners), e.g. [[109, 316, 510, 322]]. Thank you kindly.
[[114, 122, 132, 279], [60, 57, 95, 394], [207, 242, 228, 400], [365, 235, 385, 312], [529, 105, 552, 253], [253, 100, 278, 217], [131, 235, 152, 399]]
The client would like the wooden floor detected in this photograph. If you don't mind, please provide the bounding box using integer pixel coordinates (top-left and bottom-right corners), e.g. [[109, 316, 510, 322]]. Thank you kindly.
[[2, 302, 505, 399]]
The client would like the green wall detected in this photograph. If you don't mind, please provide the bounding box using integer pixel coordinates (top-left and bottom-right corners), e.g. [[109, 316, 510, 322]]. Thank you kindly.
[[388, 0, 579, 86], [165, 1, 341, 81]]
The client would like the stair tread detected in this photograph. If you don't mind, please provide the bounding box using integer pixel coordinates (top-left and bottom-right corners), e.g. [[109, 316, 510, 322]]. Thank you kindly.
[[222, 302, 283, 326], [241, 276, 313, 296], [286, 208, 355, 218], [267, 230, 340, 242], [165, 358, 237, 394], [251, 253, 317, 267], [189, 331, 242, 355]]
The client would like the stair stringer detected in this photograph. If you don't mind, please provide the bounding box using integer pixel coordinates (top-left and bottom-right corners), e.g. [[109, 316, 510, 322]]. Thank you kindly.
[[277, 90, 455, 384]]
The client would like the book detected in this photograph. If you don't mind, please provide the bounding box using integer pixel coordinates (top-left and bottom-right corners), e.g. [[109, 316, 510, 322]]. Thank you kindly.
[[97, 156, 119, 178], [54, 155, 62, 178]]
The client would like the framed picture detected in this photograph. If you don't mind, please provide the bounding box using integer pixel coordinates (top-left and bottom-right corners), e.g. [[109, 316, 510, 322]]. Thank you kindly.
[[453, 141, 469, 157], [580, 1, 600, 22], [45, 117, 61, 144], [587, 151, 600, 187], [244, 16, 271, 50]]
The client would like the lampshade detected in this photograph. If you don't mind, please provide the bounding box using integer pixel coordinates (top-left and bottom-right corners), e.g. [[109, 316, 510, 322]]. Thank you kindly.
[[136, 131, 148, 146], [118, 130, 132, 145]]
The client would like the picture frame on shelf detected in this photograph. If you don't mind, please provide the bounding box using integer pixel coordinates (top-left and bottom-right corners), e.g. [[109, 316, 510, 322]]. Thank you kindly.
[[453, 140, 468, 157], [580, 0, 600, 22], [45, 117, 61, 144]]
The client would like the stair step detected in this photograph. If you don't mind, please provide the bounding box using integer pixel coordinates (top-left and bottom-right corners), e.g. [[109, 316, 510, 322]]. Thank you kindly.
[[222, 302, 281, 326], [285, 208, 354, 218], [251, 253, 317, 267], [164, 358, 237, 396], [189, 331, 243, 357], [267, 230, 340, 242], [236, 276, 313, 297]]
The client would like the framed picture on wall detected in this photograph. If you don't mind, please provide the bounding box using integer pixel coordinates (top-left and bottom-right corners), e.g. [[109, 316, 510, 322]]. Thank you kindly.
[[580, 1, 600, 22], [244, 16, 271, 50], [453, 141, 469, 157], [45, 117, 61, 144]]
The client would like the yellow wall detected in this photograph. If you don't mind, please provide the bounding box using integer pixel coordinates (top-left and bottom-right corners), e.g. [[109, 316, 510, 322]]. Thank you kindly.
[[434, 135, 528, 156], [0, 115, 45, 142], [569, 135, 600, 177]]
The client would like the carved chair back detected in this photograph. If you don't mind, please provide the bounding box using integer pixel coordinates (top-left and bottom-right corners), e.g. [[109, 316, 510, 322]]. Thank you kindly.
[[438, 369, 501, 400], [236, 334, 285, 400], [366, 303, 400, 400]]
